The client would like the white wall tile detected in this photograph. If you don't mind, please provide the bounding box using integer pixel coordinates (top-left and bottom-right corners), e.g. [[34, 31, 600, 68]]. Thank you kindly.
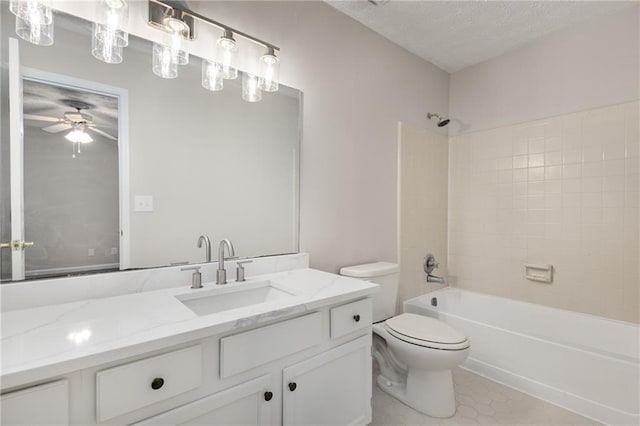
[[449, 101, 639, 323]]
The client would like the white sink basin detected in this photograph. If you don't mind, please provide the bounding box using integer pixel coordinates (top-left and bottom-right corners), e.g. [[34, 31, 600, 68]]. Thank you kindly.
[[176, 280, 297, 316]]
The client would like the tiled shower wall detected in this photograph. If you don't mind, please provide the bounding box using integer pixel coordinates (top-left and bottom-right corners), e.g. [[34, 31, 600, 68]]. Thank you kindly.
[[398, 123, 448, 311], [448, 101, 639, 323]]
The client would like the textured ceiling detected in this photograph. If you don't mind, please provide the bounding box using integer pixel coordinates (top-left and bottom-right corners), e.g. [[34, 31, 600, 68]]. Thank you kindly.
[[326, 1, 636, 73]]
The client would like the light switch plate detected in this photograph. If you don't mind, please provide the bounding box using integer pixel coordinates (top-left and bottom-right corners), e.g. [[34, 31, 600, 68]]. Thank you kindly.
[[134, 195, 154, 212]]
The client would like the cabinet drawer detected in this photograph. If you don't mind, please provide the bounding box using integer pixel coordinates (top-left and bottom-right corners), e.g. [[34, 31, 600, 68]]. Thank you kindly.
[[1, 380, 69, 425], [330, 299, 372, 339], [96, 345, 202, 422], [220, 312, 322, 378]]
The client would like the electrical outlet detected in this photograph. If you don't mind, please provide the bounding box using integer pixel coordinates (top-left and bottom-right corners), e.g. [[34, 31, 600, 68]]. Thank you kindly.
[[88, 248, 95, 257], [134, 195, 154, 212]]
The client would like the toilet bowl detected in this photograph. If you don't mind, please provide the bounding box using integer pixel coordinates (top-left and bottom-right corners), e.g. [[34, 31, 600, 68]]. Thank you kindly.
[[373, 313, 470, 418], [340, 262, 470, 418]]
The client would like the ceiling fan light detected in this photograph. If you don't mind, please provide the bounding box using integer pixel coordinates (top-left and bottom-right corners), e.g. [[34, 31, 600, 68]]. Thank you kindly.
[[65, 125, 93, 144]]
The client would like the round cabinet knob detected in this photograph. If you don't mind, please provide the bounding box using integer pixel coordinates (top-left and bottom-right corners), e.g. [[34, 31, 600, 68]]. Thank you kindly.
[[288, 382, 297, 392], [151, 377, 165, 390], [264, 391, 273, 401], [353, 314, 361, 322]]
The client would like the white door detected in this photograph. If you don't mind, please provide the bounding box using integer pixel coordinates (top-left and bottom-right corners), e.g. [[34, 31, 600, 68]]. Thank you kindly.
[[1, 38, 30, 280], [282, 336, 372, 426], [133, 375, 275, 426]]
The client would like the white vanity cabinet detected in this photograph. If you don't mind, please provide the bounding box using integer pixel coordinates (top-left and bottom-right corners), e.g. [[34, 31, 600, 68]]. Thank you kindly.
[[1, 297, 373, 426], [134, 375, 275, 425], [282, 335, 371, 426], [0, 380, 69, 425]]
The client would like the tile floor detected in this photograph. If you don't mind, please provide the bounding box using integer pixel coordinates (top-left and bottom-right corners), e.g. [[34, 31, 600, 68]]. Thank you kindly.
[[371, 367, 599, 425]]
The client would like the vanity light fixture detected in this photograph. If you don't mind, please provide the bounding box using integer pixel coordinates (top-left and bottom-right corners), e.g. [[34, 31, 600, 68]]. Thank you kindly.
[[91, 0, 129, 64], [152, 42, 178, 79], [202, 60, 224, 91], [10, 0, 54, 46], [259, 47, 279, 92], [217, 30, 238, 80], [148, 0, 281, 101], [242, 73, 262, 103]]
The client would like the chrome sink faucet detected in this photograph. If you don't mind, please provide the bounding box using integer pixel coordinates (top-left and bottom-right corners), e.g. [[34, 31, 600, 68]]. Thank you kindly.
[[198, 235, 211, 262], [216, 239, 235, 285]]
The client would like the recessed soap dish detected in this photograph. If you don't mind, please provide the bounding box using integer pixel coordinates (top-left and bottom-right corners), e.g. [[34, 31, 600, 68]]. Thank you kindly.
[[524, 264, 553, 284]]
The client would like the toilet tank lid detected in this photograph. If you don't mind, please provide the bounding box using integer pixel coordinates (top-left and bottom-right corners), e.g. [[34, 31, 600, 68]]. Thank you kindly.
[[340, 262, 399, 278]]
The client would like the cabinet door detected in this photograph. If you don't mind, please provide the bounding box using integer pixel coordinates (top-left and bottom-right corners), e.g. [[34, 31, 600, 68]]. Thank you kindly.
[[1, 380, 69, 425], [283, 335, 371, 426], [134, 375, 274, 426]]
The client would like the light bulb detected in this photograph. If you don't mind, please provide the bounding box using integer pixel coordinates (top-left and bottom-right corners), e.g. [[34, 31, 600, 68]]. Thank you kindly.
[[259, 47, 279, 92], [65, 125, 93, 144], [152, 43, 178, 79], [216, 30, 238, 80], [242, 73, 262, 103], [169, 30, 188, 66], [202, 60, 223, 91]]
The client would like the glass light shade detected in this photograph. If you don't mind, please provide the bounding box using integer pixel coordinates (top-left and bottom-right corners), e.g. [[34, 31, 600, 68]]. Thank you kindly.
[[10, 0, 52, 24], [14, 0, 53, 46], [92, 24, 124, 64], [65, 126, 93, 144], [242, 73, 262, 103], [92, 0, 128, 64], [202, 60, 223, 91], [217, 31, 238, 80], [168, 31, 188, 66], [152, 43, 178, 79], [259, 48, 279, 92]]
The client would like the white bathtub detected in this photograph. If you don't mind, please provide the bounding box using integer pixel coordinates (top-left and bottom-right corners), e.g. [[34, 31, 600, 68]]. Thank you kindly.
[[404, 287, 639, 425]]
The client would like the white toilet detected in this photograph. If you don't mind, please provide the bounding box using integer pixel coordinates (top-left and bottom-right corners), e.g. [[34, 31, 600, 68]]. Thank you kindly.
[[340, 261, 470, 418]]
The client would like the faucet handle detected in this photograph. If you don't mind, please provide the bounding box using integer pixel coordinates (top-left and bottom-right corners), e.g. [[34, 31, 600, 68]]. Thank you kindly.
[[181, 266, 203, 289], [236, 260, 253, 282]]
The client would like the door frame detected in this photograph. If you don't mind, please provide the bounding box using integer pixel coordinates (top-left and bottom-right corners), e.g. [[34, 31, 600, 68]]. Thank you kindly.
[[17, 64, 131, 273]]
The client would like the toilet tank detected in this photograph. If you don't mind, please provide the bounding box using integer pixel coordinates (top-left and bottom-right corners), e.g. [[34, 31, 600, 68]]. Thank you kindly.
[[339, 262, 399, 323]]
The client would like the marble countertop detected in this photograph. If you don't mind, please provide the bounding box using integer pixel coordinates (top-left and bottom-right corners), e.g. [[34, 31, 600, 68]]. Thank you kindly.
[[1, 268, 378, 389]]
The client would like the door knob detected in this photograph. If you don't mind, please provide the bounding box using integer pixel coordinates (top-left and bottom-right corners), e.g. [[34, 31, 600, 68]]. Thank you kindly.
[[1, 240, 34, 251]]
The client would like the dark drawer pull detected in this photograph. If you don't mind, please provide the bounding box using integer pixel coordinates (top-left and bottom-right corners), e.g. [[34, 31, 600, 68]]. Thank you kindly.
[[264, 391, 273, 401], [353, 314, 361, 322], [288, 382, 297, 392], [151, 377, 165, 390]]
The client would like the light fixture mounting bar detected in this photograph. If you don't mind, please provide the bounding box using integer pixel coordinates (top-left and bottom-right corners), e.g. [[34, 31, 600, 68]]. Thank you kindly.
[[148, 0, 196, 39], [148, 0, 279, 51]]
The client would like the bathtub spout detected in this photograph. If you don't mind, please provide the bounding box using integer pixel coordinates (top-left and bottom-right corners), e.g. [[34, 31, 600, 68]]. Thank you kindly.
[[427, 274, 445, 284]]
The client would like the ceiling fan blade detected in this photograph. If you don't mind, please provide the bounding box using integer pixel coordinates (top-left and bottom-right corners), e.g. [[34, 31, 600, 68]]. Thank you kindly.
[[42, 123, 73, 133], [24, 114, 61, 123], [88, 126, 117, 141]]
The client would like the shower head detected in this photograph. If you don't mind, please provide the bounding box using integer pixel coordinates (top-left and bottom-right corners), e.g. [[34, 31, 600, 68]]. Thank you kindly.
[[427, 112, 450, 127]]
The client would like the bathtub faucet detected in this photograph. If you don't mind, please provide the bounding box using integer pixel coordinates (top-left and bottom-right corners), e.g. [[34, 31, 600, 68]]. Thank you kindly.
[[424, 254, 445, 284]]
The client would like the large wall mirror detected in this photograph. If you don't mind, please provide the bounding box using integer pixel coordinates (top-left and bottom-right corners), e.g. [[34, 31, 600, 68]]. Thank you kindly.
[[0, 5, 301, 282]]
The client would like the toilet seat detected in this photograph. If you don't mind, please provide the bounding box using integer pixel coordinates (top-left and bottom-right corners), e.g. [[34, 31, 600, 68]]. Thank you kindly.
[[385, 313, 470, 351]]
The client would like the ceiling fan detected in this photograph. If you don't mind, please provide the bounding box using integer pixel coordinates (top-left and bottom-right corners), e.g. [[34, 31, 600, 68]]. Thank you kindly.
[[24, 100, 117, 142]]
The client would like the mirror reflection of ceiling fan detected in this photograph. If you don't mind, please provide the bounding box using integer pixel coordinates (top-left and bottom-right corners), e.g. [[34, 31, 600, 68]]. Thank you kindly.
[[24, 100, 117, 143]]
